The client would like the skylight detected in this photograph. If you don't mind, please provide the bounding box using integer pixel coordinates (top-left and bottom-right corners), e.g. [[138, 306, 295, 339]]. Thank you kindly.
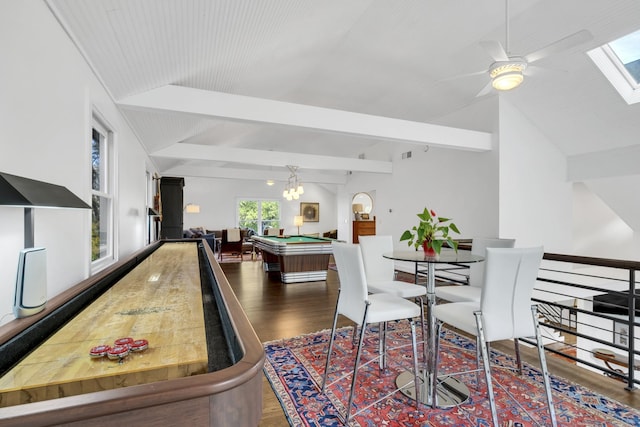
[[609, 30, 640, 84], [588, 29, 640, 105]]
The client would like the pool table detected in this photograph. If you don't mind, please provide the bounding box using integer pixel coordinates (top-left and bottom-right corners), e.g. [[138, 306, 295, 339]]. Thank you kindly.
[[0, 240, 264, 427], [251, 235, 334, 283]]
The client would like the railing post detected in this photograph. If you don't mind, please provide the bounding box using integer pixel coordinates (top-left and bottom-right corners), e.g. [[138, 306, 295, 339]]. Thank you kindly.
[[626, 269, 636, 391]]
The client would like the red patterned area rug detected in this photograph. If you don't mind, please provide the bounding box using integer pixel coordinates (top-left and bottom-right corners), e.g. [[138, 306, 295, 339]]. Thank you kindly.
[[264, 323, 640, 426]]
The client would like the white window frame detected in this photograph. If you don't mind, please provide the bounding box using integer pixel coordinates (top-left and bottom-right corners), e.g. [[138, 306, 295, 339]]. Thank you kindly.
[[588, 45, 640, 105], [237, 198, 281, 233], [91, 112, 116, 272]]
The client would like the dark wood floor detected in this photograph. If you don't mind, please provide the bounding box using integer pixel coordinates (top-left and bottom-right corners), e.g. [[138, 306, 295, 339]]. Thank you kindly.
[[221, 260, 638, 427]]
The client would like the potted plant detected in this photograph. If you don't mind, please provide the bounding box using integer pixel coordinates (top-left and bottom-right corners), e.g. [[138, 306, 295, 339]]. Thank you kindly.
[[400, 207, 460, 255]]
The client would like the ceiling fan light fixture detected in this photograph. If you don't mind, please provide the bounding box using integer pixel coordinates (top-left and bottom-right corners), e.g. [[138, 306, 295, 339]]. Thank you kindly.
[[492, 70, 524, 90], [490, 62, 526, 91]]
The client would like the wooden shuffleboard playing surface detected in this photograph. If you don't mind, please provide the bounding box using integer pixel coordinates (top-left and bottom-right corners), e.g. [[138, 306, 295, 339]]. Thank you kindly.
[[0, 242, 208, 407]]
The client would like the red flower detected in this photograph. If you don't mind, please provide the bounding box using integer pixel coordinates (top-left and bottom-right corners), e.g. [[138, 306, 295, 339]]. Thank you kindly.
[[430, 209, 436, 217]]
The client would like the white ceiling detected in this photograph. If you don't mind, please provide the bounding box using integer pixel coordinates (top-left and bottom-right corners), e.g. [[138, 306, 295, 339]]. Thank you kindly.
[[46, 0, 640, 185]]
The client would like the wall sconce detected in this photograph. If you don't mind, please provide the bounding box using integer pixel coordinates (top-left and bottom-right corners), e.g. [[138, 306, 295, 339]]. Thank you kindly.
[[184, 203, 200, 213], [294, 215, 304, 235]]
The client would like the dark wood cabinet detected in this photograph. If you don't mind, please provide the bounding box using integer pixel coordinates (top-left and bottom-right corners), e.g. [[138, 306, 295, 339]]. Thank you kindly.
[[160, 177, 184, 239], [352, 219, 376, 243]]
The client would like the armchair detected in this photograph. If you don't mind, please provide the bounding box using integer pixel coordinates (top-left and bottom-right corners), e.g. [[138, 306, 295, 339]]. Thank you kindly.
[[219, 228, 243, 261], [323, 229, 338, 239], [264, 227, 284, 236]]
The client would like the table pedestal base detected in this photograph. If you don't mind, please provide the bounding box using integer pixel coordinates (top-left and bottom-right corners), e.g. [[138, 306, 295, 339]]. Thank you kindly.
[[396, 370, 470, 407]]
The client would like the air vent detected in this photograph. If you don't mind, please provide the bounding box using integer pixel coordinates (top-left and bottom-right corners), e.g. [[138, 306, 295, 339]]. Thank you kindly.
[[402, 151, 412, 159]]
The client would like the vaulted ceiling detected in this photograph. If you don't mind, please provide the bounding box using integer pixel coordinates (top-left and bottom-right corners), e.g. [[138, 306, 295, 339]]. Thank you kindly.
[[47, 0, 640, 185]]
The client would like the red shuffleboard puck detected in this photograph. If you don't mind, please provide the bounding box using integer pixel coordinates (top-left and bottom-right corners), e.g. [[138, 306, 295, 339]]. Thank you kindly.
[[89, 345, 111, 358], [107, 345, 130, 360], [114, 337, 134, 348], [130, 339, 149, 352]]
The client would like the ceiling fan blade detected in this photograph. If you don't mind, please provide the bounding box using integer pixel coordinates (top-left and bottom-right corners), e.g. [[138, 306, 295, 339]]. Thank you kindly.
[[480, 40, 509, 62], [439, 69, 487, 82], [475, 81, 494, 98], [524, 29, 593, 64], [525, 64, 566, 77]]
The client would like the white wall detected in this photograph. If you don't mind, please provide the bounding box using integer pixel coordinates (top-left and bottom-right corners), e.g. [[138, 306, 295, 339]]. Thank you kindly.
[[498, 98, 572, 252], [343, 142, 500, 247], [496, 99, 639, 261], [0, 0, 154, 325], [573, 182, 638, 259], [182, 177, 338, 236]]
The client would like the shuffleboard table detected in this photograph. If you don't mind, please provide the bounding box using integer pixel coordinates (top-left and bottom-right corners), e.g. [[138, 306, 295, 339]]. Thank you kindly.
[[0, 240, 264, 427], [251, 235, 334, 283]]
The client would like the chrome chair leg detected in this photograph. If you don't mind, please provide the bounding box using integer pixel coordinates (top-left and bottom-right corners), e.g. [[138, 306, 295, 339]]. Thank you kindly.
[[475, 335, 481, 385], [345, 305, 370, 425], [379, 321, 388, 370], [531, 306, 557, 427], [475, 311, 499, 427], [322, 290, 342, 392]]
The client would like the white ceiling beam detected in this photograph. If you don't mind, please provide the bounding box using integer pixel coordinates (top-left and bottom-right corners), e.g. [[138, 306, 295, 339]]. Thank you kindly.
[[119, 85, 492, 152], [161, 165, 347, 185], [152, 143, 392, 173]]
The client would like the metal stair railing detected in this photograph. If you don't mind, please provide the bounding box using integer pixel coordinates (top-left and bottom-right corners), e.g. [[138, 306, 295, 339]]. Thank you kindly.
[[527, 253, 639, 391]]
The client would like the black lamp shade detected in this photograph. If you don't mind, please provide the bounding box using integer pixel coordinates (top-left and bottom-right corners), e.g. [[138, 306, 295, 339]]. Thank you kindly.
[[0, 172, 90, 209]]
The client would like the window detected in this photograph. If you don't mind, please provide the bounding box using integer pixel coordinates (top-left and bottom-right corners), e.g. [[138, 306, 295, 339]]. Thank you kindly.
[[588, 29, 640, 105], [609, 30, 640, 85], [238, 199, 280, 233], [91, 116, 115, 267]]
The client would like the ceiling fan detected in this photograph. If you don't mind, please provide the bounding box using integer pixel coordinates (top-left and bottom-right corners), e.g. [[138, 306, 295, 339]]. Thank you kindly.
[[465, 0, 593, 96]]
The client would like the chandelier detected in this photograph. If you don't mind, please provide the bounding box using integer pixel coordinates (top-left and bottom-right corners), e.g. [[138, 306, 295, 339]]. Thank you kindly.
[[282, 165, 304, 201]]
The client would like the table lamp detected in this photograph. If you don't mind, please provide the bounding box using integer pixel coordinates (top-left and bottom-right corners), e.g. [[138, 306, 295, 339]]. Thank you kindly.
[[294, 215, 304, 235], [352, 203, 364, 220], [0, 171, 91, 318]]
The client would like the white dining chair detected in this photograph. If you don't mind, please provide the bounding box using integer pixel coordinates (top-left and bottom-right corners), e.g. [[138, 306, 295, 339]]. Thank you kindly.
[[435, 238, 526, 372], [432, 246, 556, 427], [358, 235, 426, 299], [322, 241, 422, 424], [434, 237, 515, 303], [358, 235, 426, 366]]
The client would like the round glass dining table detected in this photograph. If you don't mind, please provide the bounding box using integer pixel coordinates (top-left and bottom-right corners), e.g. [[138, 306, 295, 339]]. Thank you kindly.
[[383, 249, 484, 408]]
